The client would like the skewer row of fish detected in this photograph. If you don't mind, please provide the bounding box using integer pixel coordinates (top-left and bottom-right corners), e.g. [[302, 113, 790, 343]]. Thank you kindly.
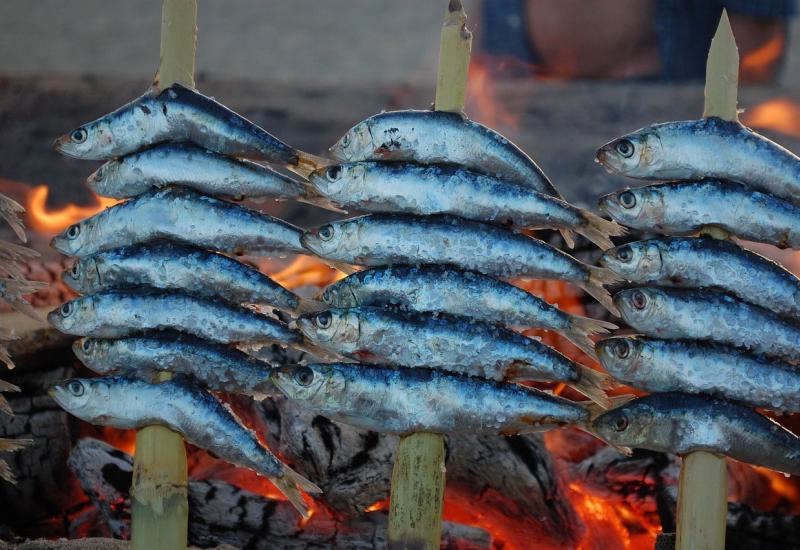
[[592, 116, 800, 476], [45, 84, 630, 503]]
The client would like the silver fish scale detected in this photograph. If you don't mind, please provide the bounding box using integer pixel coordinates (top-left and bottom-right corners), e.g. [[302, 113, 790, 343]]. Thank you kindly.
[[56, 84, 298, 164], [272, 363, 588, 435], [592, 392, 800, 475], [600, 180, 800, 249], [89, 143, 307, 201], [616, 287, 800, 363], [75, 335, 275, 399], [305, 214, 587, 282], [62, 376, 287, 478], [602, 237, 800, 320], [310, 161, 583, 230], [598, 336, 800, 413], [598, 117, 800, 206], [324, 264, 574, 333], [64, 241, 300, 312], [49, 290, 300, 345], [330, 110, 561, 198], [50, 186, 305, 258], [302, 307, 581, 383]]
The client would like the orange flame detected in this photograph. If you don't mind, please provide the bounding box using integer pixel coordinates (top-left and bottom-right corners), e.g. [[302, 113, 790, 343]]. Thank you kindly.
[[741, 33, 785, 82], [270, 255, 347, 289], [26, 185, 117, 235], [467, 55, 521, 130], [741, 98, 800, 139]]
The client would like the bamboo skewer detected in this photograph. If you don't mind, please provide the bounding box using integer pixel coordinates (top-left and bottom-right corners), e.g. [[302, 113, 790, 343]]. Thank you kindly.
[[130, 1, 196, 549], [675, 10, 736, 550], [386, 2, 471, 549]]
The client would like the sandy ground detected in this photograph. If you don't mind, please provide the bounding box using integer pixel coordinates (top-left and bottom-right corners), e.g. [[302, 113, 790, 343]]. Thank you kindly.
[[0, 0, 798, 86]]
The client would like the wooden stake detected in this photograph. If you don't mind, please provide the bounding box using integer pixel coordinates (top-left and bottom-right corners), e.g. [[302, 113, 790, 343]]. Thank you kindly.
[[131, 2, 196, 549], [387, 3, 471, 549], [676, 10, 736, 550]]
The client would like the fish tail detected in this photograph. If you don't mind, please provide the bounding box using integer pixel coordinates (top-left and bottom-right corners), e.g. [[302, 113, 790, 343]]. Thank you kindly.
[[0, 240, 39, 263], [564, 315, 618, 359], [293, 297, 328, 316], [1, 278, 47, 321], [577, 211, 627, 250], [297, 193, 348, 214], [0, 343, 15, 370], [0, 459, 15, 484], [0, 195, 27, 243], [272, 465, 322, 518], [0, 395, 11, 416], [0, 438, 32, 484], [559, 229, 576, 249], [579, 266, 623, 316], [0, 379, 21, 393], [294, 339, 346, 363], [326, 259, 357, 275], [568, 366, 615, 408], [288, 151, 334, 179]]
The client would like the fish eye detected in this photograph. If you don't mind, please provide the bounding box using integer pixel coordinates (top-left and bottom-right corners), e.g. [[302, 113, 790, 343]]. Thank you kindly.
[[70, 128, 88, 144], [81, 339, 93, 353], [613, 415, 629, 432], [631, 290, 648, 310], [615, 245, 632, 262], [60, 302, 74, 317], [326, 165, 342, 181], [67, 380, 85, 396], [66, 224, 81, 239], [341, 134, 351, 147], [615, 139, 634, 158], [615, 340, 630, 359], [318, 225, 334, 241], [70, 263, 81, 277], [315, 311, 332, 329], [322, 288, 332, 303], [618, 191, 637, 209], [294, 366, 314, 387]]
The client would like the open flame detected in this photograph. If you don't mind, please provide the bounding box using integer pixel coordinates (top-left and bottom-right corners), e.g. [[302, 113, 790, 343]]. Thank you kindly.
[[741, 98, 800, 139], [26, 185, 117, 235]]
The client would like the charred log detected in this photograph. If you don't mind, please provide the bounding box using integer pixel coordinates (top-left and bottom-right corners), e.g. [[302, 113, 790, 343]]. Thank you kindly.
[[68, 438, 491, 549]]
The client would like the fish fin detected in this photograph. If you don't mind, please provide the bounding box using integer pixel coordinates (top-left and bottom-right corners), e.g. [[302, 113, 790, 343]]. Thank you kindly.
[[271, 465, 322, 518], [559, 229, 576, 249], [563, 315, 618, 359], [293, 297, 328, 316], [579, 266, 623, 316], [326, 260, 357, 275], [568, 366, 615, 408], [577, 211, 627, 250]]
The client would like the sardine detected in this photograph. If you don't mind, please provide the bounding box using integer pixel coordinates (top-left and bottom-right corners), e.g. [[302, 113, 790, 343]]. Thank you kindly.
[[53, 83, 299, 165], [592, 392, 800, 476], [320, 265, 616, 358], [50, 187, 305, 258], [49, 376, 320, 515], [62, 242, 310, 314], [301, 214, 621, 314], [596, 117, 800, 206], [598, 180, 800, 249], [271, 363, 590, 435], [48, 290, 302, 346], [597, 336, 800, 413], [73, 335, 276, 400], [601, 237, 800, 320], [296, 307, 612, 406], [308, 162, 624, 249], [329, 110, 577, 245], [614, 287, 800, 363], [86, 143, 317, 203]]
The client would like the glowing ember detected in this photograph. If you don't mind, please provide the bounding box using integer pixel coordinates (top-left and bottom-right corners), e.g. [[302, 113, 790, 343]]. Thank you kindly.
[[26, 185, 117, 235], [364, 498, 389, 512], [741, 98, 800, 139]]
